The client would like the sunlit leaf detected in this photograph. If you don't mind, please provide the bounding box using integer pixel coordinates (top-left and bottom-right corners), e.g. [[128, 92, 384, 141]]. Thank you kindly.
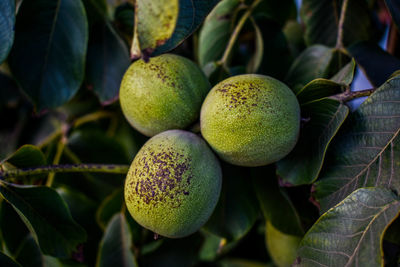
[[295, 188, 400, 267], [316, 76, 400, 212], [132, 0, 219, 59], [198, 0, 240, 67]]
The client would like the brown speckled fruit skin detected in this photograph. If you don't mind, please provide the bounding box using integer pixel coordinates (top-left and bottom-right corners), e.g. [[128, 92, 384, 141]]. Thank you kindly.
[[119, 54, 210, 137], [200, 74, 300, 167], [124, 130, 222, 238]]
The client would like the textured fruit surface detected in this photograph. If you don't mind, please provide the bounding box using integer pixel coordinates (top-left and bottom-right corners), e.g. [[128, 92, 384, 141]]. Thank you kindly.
[[200, 74, 300, 166], [119, 54, 210, 137], [124, 130, 222, 238], [266, 221, 301, 267]]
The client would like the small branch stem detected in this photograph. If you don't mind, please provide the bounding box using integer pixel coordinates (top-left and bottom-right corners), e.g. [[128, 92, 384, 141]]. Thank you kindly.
[[0, 164, 130, 180], [330, 88, 376, 102], [46, 138, 66, 187], [73, 111, 115, 128], [218, 0, 261, 66], [335, 0, 350, 49]]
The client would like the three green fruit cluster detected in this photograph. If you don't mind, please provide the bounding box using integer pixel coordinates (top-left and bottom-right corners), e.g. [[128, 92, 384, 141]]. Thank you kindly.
[[121, 53, 300, 238]]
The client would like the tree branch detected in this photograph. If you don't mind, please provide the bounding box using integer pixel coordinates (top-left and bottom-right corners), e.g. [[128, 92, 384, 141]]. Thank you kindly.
[[330, 88, 376, 102], [335, 0, 350, 49], [0, 164, 130, 180]]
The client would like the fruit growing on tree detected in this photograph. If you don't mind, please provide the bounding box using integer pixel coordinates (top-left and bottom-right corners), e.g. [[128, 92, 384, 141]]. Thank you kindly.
[[119, 53, 210, 137], [200, 74, 300, 167], [124, 130, 222, 238]]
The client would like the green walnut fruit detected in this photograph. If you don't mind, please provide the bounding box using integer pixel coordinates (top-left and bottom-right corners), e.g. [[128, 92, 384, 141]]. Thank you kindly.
[[200, 74, 300, 167], [119, 53, 210, 137], [124, 130, 222, 238], [265, 221, 302, 267]]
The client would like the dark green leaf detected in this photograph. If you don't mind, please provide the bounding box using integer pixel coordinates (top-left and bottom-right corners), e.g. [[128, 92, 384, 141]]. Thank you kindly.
[[97, 213, 137, 267], [140, 234, 203, 267], [198, 0, 240, 67], [204, 164, 259, 241], [2, 145, 46, 169], [0, 182, 87, 258], [57, 186, 98, 230], [15, 234, 63, 267], [295, 188, 400, 267], [0, 251, 21, 267], [131, 0, 219, 59], [296, 79, 343, 105], [256, 19, 293, 80], [253, 0, 296, 26], [285, 45, 334, 93], [96, 189, 123, 230], [283, 20, 305, 57], [385, 0, 400, 31], [301, 0, 375, 47], [0, 201, 29, 255], [252, 166, 304, 236], [84, 0, 130, 104], [202, 61, 231, 86], [277, 98, 349, 185], [384, 216, 400, 245], [0, 0, 15, 64], [348, 41, 400, 87], [8, 0, 88, 110], [220, 258, 273, 267], [316, 76, 400, 212], [331, 59, 356, 86], [246, 18, 263, 73], [198, 232, 224, 262]]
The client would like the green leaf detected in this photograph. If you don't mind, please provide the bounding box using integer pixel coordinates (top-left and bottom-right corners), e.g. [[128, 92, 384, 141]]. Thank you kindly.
[[0, 182, 87, 258], [2, 145, 46, 169], [252, 0, 296, 26], [331, 59, 356, 86], [0, 201, 29, 255], [202, 61, 231, 86], [285, 45, 334, 93], [252, 166, 304, 236], [96, 213, 137, 267], [15, 234, 63, 267], [348, 41, 400, 87], [246, 18, 263, 73], [385, 0, 400, 31], [316, 76, 400, 212], [256, 19, 293, 80], [301, 0, 375, 47], [220, 258, 273, 267], [84, 0, 130, 104], [0, 0, 15, 64], [8, 0, 88, 110], [277, 98, 349, 186], [296, 79, 343, 105], [96, 189, 123, 230], [198, 0, 240, 67], [203, 164, 259, 241], [0, 251, 21, 267], [131, 0, 219, 59], [295, 188, 400, 267]]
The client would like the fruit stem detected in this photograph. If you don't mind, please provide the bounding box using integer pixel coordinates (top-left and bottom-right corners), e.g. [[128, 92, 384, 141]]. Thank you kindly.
[[0, 164, 130, 180], [335, 0, 350, 49], [330, 87, 376, 102], [218, 0, 262, 67]]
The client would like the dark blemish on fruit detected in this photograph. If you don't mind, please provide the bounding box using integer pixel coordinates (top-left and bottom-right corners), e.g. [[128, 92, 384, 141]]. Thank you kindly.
[[132, 147, 192, 208]]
